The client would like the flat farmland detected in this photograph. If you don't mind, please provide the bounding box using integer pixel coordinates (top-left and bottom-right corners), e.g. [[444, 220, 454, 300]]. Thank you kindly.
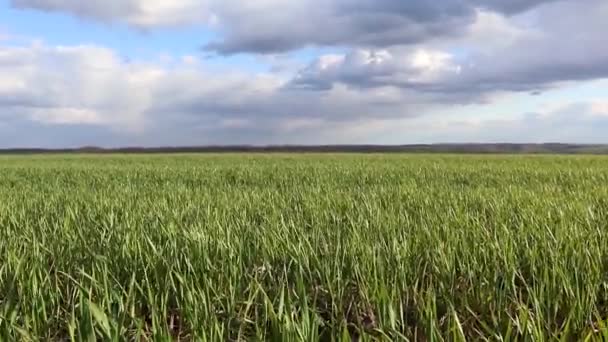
[[1, 154, 608, 340]]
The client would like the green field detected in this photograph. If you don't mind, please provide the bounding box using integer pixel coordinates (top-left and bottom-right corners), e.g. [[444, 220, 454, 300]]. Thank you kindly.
[[1, 154, 608, 341]]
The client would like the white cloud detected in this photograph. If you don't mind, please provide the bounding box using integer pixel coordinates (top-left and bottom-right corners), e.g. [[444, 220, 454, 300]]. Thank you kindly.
[[463, 103, 608, 143], [445, 9, 531, 51], [591, 102, 608, 117], [317, 101, 608, 144], [0, 41, 436, 144], [291, 48, 462, 92], [27, 107, 102, 125], [0, 43, 163, 132]]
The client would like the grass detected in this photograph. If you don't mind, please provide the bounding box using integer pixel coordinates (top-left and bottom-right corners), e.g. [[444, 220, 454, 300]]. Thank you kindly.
[[0, 153, 608, 340]]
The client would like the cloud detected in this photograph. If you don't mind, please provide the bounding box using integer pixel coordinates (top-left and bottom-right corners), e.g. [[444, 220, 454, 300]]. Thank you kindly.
[[290, 0, 608, 97], [203, 0, 474, 54], [300, 100, 608, 145], [0, 43, 163, 132], [471, 0, 560, 14], [439, 102, 608, 143], [289, 48, 462, 91], [0, 41, 439, 146], [196, 0, 564, 54], [3, 0, 607, 146], [10, 0, 215, 27], [591, 102, 608, 117], [12, 0, 560, 54]]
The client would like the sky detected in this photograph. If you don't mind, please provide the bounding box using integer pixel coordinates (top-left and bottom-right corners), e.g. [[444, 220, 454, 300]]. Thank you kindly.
[[0, 0, 607, 147]]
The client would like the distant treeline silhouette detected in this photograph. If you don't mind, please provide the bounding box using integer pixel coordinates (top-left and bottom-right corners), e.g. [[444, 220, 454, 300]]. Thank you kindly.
[[1, 143, 607, 154]]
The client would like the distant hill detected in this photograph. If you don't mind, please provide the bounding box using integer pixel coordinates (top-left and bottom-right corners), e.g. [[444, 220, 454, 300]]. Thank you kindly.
[[1, 143, 608, 154]]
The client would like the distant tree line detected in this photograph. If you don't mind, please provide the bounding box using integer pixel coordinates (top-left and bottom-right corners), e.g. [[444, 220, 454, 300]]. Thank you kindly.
[[1, 143, 607, 154]]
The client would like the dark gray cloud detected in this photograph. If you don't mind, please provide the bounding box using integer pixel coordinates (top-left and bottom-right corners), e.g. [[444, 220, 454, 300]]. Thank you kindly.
[[11, 0, 139, 21], [472, 0, 560, 14], [12, 0, 561, 54], [204, 1, 473, 54], [205, 0, 561, 54], [10, 0, 213, 27]]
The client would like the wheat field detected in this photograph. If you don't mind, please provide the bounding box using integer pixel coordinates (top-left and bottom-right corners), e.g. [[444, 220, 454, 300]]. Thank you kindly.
[[1, 154, 608, 340]]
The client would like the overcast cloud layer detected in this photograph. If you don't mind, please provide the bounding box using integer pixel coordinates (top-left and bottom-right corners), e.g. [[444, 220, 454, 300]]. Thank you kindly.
[[1, 0, 607, 146]]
